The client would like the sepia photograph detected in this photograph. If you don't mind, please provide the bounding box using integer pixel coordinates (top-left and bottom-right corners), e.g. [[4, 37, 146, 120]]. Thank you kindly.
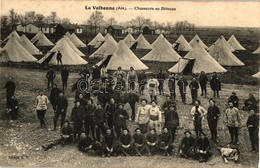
[[0, 0, 259, 167]]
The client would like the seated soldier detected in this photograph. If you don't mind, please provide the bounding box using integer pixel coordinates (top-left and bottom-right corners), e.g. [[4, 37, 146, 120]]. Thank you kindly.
[[179, 131, 195, 158], [228, 92, 239, 108], [159, 127, 173, 156], [242, 93, 257, 111], [78, 133, 102, 155], [102, 128, 116, 157], [118, 128, 132, 156], [132, 128, 146, 156], [42, 120, 73, 151], [195, 133, 211, 162], [218, 144, 240, 163], [145, 128, 159, 156]]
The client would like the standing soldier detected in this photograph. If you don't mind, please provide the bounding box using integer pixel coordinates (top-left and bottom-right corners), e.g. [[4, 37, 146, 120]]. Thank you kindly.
[[207, 99, 220, 142], [190, 100, 207, 138], [138, 70, 147, 95], [177, 75, 188, 104], [50, 84, 61, 111], [92, 65, 101, 80], [127, 67, 137, 91], [114, 74, 126, 101], [135, 99, 151, 134], [52, 91, 68, 131], [168, 73, 177, 100], [224, 102, 241, 145], [164, 104, 179, 142], [246, 109, 259, 153], [100, 65, 107, 86], [147, 75, 159, 101], [210, 72, 221, 98], [84, 99, 96, 139], [157, 69, 166, 95], [105, 98, 118, 129], [93, 103, 107, 142], [35, 89, 49, 128], [189, 77, 200, 104], [46, 67, 56, 90], [71, 101, 84, 141], [4, 77, 16, 103], [114, 103, 129, 139], [199, 71, 208, 97], [61, 66, 69, 90], [56, 51, 62, 65]]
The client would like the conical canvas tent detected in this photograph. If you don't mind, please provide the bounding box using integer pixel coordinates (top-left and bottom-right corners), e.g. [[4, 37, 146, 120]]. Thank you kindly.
[[209, 36, 235, 52], [174, 35, 192, 52], [227, 35, 246, 51], [252, 46, 260, 54], [141, 37, 181, 62], [96, 41, 148, 70], [69, 33, 86, 48], [189, 35, 208, 49], [65, 32, 71, 36], [88, 33, 105, 47], [63, 36, 85, 57], [0, 36, 37, 62], [151, 34, 164, 48], [38, 38, 87, 65], [31, 31, 54, 47], [252, 71, 260, 78], [131, 34, 153, 50], [168, 45, 227, 74], [208, 37, 244, 66], [123, 33, 135, 48], [4, 30, 20, 42], [90, 35, 118, 59], [19, 34, 42, 55]]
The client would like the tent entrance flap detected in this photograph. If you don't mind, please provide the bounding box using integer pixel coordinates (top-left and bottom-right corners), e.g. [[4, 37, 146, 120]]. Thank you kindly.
[[182, 58, 195, 75], [42, 52, 56, 65], [130, 42, 138, 50], [98, 55, 112, 68]]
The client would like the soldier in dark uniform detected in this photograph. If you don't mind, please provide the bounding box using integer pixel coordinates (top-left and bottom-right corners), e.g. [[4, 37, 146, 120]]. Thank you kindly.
[[246, 109, 259, 152], [93, 103, 107, 142], [145, 128, 159, 156], [78, 133, 102, 155], [105, 98, 118, 129], [50, 84, 61, 111], [210, 72, 221, 98], [199, 71, 208, 96], [133, 128, 146, 156], [195, 133, 211, 162], [189, 77, 200, 104], [177, 75, 188, 104], [84, 99, 96, 139], [92, 65, 101, 80], [61, 66, 69, 90], [6, 95, 19, 120], [138, 70, 147, 95], [102, 128, 116, 157], [46, 67, 56, 90], [52, 91, 68, 130], [56, 51, 62, 65], [118, 128, 132, 156], [179, 131, 195, 159], [71, 101, 84, 141], [168, 73, 177, 100], [164, 104, 179, 142], [114, 103, 129, 139], [157, 69, 166, 95], [159, 127, 173, 156], [228, 92, 239, 108], [207, 99, 220, 142], [4, 77, 16, 103]]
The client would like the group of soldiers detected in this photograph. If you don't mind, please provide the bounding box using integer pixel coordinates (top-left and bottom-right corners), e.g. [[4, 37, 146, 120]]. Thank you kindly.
[[4, 65, 259, 163]]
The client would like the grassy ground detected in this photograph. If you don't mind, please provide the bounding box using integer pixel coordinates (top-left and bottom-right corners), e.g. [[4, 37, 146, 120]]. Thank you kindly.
[[0, 66, 259, 167]]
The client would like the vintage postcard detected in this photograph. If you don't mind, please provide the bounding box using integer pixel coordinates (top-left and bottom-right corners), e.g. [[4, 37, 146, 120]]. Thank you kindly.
[[0, 0, 259, 167]]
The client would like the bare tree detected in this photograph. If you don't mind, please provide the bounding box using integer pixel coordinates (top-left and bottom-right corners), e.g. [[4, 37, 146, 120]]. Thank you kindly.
[[50, 11, 58, 25], [60, 18, 71, 24], [35, 14, 45, 25], [87, 11, 104, 34], [8, 9, 19, 30], [107, 17, 117, 26], [166, 22, 173, 34], [131, 16, 152, 34]]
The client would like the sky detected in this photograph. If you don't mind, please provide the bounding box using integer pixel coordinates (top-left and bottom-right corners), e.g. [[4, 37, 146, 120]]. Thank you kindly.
[[1, 0, 260, 27]]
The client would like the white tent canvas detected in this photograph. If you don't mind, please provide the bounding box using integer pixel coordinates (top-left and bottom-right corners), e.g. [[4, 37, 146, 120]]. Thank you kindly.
[[227, 35, 246, 51], [208, 37, 244, 66], [132, 34, 153, 50], [1, 36, 37, 62], [174, 35, 192, 52], [151, 34, 164, 48], [90, 35, 118, 58], [88, 33, 105, 46], [69, 33, 86, 48], [141, 37, 181, 62], [4, 30, 20, 42], [168, 45, 227, 74], [96, 41, 148, 70], [252, 71, 260, 78], [123, 33, 135, 48], [19, 34, 42, 55], [63, 36, 85, 57], [31, 31, 54, 47], [252, 46, 260, 54], [209, 36, 235, 52], [38, 38, 87, 65], [189, 35, 208, 49]]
